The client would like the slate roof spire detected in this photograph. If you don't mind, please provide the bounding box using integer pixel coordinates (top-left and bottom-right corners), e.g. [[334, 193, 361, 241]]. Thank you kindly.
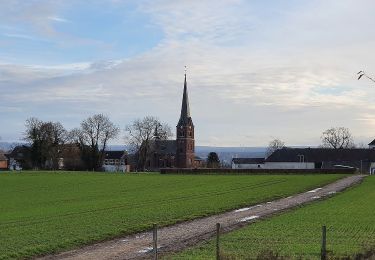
[[178, 69, 192, 125]]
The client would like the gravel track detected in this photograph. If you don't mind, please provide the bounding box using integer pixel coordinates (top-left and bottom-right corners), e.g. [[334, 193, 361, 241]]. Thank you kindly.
[[38, 175, 365, 260]]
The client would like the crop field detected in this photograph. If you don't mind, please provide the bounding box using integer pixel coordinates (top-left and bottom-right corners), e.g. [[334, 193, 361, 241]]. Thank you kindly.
[[0, 172, 345, 259], [175, 176, 375, 259]]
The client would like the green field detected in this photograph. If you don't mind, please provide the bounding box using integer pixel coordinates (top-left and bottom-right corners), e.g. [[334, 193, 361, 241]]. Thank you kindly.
[[0, 172, 345, 259], [174, 176, 375, 259]]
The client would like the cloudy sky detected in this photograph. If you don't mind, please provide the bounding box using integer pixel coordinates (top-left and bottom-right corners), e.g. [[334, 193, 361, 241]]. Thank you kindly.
[[1, 0, 375, 146]]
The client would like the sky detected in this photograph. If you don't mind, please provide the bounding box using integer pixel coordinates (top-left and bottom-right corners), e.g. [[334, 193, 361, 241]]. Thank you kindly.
[[0, 0, 375, 147]]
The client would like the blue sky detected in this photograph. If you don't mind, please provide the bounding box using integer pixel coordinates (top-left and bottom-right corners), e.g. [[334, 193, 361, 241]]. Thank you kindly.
[[0, 1, 162, 63], [1, 0, 375, 146]]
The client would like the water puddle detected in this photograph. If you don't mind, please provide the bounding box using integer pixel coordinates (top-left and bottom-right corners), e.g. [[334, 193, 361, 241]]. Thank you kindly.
[[234, 205, 261, 212], [239, 215, 259, 222], [138, 247, 153, 253], [307, 188, 322, 193]]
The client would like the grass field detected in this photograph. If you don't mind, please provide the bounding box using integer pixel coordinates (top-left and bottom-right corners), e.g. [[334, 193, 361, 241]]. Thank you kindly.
[[0, 172, 346, 259], [174, 176, 375, 259]]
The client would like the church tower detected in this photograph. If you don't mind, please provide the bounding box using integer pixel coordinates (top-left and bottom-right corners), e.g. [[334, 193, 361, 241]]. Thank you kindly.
[[176, 72, 195, 168]]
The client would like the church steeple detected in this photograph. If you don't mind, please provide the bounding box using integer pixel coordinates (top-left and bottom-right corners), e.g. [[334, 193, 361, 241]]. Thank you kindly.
[[178, 73, 192, 125], [176, 69, 195, 168]]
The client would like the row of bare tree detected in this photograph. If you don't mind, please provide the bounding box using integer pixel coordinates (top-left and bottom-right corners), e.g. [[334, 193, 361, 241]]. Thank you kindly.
[[23, 115, 172, 171], [20, 114, 362, 170]]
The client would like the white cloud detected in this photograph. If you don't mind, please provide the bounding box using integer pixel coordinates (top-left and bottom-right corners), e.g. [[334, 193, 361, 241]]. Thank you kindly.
[[47, 15, 69, 23], [2, 0, 375, 146], [3, 33, 38, 40]]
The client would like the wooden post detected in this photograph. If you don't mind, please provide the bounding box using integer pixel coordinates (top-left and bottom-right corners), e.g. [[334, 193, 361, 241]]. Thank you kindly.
[[153, 223, 158, 260], [216, 223, 221, 260], [321, 225, 326, 260]]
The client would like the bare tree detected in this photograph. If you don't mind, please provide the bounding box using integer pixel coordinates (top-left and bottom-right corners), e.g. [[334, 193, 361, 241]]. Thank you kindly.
[[358, 71, 375, 83], [24, 117, 67, 169], [71, 114, 120, 171], [266, 138, 285, 158], [125, 116, 172, 170], [321, 127, 355, 149]]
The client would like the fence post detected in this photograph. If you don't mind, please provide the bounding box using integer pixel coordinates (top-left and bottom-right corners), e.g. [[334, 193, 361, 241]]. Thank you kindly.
[[153, 223, 158, 260], [321, 225, 326, 260], [216, 223, 221, 260]]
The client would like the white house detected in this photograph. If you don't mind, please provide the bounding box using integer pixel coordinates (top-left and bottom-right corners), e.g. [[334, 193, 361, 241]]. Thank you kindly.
[[102, 151, 129, 172], [232, 158, 265, 169]]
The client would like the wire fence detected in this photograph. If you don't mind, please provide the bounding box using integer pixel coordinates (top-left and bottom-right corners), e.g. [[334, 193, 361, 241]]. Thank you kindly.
[[152, 223, 375, 260]]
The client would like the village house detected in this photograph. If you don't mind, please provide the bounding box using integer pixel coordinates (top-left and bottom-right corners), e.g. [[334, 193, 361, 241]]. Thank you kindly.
[[0, 151, 8, 170], [103, 151, 129, 172], [6, 145, 30, 170]]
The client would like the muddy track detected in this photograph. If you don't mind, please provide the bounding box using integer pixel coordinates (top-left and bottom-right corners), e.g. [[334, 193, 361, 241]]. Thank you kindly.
[[38, 175, 365, 260]]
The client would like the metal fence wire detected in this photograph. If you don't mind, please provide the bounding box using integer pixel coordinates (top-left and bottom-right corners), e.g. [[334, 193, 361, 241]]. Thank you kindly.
[[163, 223, 375, 259]]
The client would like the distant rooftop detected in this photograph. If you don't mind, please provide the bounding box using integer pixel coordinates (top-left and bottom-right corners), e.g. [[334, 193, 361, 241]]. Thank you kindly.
[[232, 158, 265, 164]]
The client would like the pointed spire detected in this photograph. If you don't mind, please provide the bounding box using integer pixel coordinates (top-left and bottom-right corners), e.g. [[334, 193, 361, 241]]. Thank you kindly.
[[179, 69, 191, 125]]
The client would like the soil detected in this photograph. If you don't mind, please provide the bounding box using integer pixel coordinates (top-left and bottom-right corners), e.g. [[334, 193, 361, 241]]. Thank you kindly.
[[38, 174, 365, 260]]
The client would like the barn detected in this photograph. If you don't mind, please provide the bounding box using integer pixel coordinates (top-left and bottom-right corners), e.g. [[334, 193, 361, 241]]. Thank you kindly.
[[265, 148, 375, 173]]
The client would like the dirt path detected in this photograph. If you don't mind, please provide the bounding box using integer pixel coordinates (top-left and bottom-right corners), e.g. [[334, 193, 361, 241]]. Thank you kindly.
[[39, 175, 365, 260]]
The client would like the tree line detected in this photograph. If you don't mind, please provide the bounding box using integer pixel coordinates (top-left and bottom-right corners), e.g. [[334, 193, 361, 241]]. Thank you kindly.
[[17, 114, 224, 171], [23, 114, 120, 171], [266, 126, 357, 158], [14, 115, 362, 171], [21, 114, 176, 171]]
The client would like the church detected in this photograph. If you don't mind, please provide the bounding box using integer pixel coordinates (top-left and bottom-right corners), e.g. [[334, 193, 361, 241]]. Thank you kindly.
[[143, 73, 204, 170]]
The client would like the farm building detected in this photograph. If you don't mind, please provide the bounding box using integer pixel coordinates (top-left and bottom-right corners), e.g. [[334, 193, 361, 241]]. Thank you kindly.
[[232, 158, 265, 169], [232, 148, 375, 174], [265, 148, 375, 173]]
